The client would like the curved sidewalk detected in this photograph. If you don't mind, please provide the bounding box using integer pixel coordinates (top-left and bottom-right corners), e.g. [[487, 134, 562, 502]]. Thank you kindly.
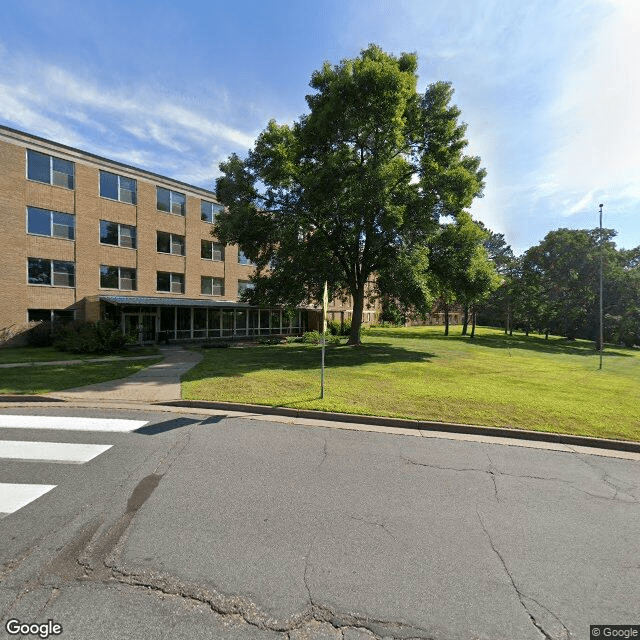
[[47, 346, 202, 403]]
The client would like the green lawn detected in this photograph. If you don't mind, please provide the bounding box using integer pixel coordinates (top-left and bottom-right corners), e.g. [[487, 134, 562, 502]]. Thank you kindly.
[[0, 345, 159, 364], [181, 326, 640, 441], [0, 358, 163, 394]]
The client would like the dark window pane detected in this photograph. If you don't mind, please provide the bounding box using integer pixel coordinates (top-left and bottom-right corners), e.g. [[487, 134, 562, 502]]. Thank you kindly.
[[177, 307, 190, 331], [28, 309, 51, 322], [157, 272, 170, 291], [201, 277, 212, 295], [193, 309, 206, 331], [201, 240, 212, 260], [28, 258, 51, 285], [27, 207, 51, 236], [172, 192, 186, 216], [157, 187, 170, 212], [120, 268, 136, 291], [100, 171, 119, 200], [222, 310, 234, 332], [172, 235, 185, 255], [52, 261, 74, 287], [120, 225, 136, 248], [51, 157, 74, 189], [100, 265, 119, 289], [119, 177, 136, 204], [100, 220, 119, 245], [160, 307, 175, 331], [157, 232, 171, 253], [201, 201, 212, 222], [208, 309, 220, 331], [52, 310, 75, 325], [212, 243, 224, 261], [171, 274, 184, 293], [52, 212, 75, 239], [27, 150, 51, 184]]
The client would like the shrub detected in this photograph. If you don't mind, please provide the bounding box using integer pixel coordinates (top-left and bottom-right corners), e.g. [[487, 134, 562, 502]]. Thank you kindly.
[[26, 322, 54, 347], [286, 336, 303, 343], [302, 331, 321, 344], [54, 320, 127, 354], [327, 319, 352, 336], [201, 342, 231, 349], [257, 337, 282, 345]]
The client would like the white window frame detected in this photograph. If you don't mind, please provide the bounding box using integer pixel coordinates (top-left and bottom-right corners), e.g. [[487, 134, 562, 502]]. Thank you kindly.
[[201, 240, 224, 261], [99, 170, 137, 205], [157, 272, 185, 294], [26, 207, 75, 241], [201, 276, 224, 296], [27, 258, 75, 288], [201, 200, 223, 223], [100, 265, 137, 291], [157, 187, 186, 216], [157, 231, 186, 256], [99, 220, 137, 249], [26, 150, 75, 189]]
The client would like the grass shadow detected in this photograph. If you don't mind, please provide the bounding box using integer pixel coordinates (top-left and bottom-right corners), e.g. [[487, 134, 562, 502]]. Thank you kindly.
[[182, 343, 437, 384], [364, 327, 634, 358]]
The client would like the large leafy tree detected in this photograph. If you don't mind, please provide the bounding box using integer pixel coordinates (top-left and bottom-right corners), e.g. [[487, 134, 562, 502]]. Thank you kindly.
[[214, 44, 485, 344], [428, 213, 499, 336]]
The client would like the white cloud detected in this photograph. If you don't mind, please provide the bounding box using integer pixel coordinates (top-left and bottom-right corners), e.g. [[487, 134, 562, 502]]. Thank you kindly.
[[538, 0, 640, 215], [0, 48, 257, 188]]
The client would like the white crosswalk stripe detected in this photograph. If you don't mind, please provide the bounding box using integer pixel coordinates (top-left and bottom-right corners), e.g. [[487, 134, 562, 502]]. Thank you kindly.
[[0, 483, 56, 516], [0, 415, 147, 432], [0, 414, 147, 516], [0, 440, 112, 463]]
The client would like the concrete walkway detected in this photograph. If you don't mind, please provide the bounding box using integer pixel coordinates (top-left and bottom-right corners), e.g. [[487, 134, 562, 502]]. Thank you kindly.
[[47, 346, 202, 403]]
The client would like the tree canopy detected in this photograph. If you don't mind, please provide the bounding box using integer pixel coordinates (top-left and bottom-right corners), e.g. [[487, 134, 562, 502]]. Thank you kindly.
[[214, 44, 486, 344]]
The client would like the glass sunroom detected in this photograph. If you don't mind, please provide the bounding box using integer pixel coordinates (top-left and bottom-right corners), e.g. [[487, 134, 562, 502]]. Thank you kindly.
[[98, 295, 305, 342]]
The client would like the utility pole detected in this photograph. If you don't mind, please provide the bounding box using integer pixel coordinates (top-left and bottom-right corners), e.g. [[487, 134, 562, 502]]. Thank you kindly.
[[599, 203, 604, 370]]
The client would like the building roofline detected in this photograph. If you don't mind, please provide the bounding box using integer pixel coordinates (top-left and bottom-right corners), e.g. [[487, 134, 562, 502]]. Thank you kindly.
[[0, 122, 219, 200]]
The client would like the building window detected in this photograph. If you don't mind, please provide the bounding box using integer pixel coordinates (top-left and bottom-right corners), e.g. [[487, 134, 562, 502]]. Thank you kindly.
[[99, 220, 137, 248], [28, 309, 75, 325], [27, 207, 75, 240], [201, 240, 224, 261], [157, 271, 184, 294], [100, 265, 136, 290], [201, 200, 223, 223], [99, 171, 137, 204], [238, 250, 253, 265], [157, 187, 186, 216], [28, 258, 75, 287], [27, 150, 74, 189], [238, 280, 255, 296], [157, 231, 185, 255], [201, 276, 224, 296]]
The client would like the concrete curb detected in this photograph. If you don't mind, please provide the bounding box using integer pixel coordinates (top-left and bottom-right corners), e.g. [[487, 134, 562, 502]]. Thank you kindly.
[[161, 399, 640, 454], [0, 395, 65, 402]]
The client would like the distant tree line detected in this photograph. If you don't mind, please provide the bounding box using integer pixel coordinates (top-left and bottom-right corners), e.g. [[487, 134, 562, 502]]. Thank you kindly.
[[477, 227, 640, 347]]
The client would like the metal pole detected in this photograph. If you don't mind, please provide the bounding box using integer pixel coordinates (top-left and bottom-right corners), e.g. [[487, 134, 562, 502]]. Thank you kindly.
[[321, 335, 325, 399], [599, 203, 604, 370]]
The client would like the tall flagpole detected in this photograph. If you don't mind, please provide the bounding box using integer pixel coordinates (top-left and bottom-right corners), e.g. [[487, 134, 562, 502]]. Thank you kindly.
[[321, 281, 328, 399], [599, 203, 604, 370]]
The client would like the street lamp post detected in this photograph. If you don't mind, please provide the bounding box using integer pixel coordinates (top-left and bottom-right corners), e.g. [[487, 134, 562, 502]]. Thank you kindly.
[[599, 203, 604, 370]]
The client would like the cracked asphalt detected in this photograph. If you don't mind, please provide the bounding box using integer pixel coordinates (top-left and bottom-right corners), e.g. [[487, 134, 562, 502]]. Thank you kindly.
[[1, 406, 639, 639]]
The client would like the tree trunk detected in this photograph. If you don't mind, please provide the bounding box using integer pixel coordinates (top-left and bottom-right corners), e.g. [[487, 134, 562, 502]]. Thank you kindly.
[[462, 306, 469, 335], [444, 302, 450, 336], [470, 306, 476, 338], [348, 283, 365, 345]]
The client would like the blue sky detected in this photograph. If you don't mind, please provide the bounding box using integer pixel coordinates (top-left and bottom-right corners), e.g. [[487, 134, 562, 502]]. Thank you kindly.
[[0, 0, 637, 254]]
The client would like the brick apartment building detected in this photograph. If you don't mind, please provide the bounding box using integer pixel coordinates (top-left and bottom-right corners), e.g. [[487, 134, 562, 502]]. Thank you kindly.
[[0, 125, 374, 343]]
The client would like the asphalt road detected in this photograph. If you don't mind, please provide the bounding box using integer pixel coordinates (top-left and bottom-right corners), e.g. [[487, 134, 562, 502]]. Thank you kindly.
[[0, 406, 639, 640]]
